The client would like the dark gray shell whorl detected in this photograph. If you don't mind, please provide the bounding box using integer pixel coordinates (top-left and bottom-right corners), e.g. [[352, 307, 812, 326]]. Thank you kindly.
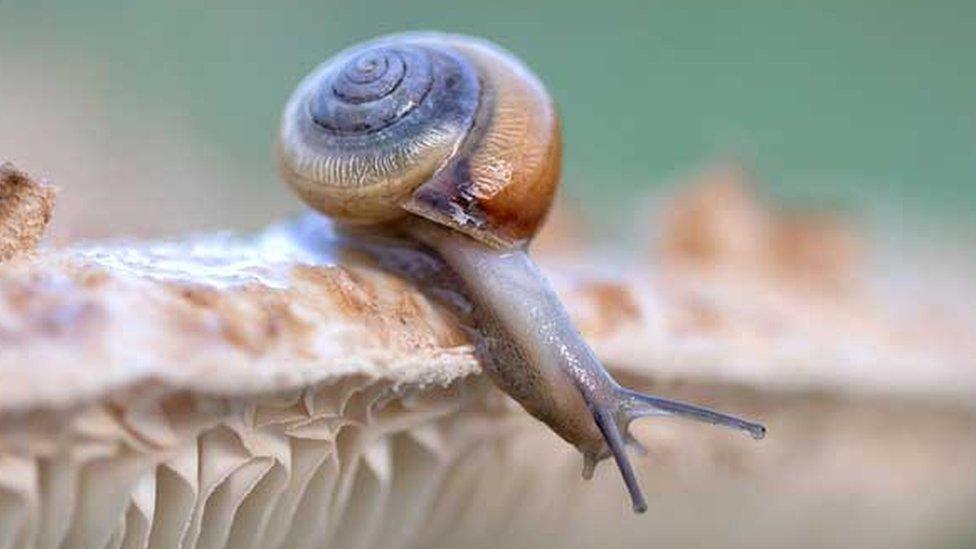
[[278, 34, 482, 224]]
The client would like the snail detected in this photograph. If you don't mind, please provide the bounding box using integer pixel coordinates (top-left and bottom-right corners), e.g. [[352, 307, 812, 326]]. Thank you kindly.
[[277, 31, 765, 513]]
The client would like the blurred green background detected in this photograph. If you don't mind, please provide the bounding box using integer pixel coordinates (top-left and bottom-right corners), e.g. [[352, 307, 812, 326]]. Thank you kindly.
[[0, 1, 973, 240]]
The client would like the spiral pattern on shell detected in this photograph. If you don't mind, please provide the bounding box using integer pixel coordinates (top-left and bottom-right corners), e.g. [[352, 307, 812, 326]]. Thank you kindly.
[[278, 33, 562, 247], [295, 39, 483, 154], [278, 35, 483, 224], [310, 46, 435, 134]]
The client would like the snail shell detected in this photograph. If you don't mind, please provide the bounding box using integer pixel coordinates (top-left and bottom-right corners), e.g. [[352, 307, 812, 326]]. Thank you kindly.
[[277, 32, 561, 248]]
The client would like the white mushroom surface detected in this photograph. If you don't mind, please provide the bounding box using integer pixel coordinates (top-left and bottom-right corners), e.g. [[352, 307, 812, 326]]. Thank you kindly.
[[0, 172, 974, 549]]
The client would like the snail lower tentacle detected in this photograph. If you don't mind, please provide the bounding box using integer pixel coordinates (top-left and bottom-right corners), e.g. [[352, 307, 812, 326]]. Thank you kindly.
[[278, 32, 765, 514]]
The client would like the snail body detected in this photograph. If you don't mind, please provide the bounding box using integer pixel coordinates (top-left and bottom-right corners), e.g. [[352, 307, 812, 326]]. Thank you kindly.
[[278, 32, 764, 513]]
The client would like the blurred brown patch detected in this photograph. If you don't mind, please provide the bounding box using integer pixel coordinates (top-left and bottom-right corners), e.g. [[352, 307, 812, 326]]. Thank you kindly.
[[530, 193, 591, 258], [769, 209, 860, 290], [0, 163, 57, 262], [658, 162, 860, 292], [570, 281, 642, 340]]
